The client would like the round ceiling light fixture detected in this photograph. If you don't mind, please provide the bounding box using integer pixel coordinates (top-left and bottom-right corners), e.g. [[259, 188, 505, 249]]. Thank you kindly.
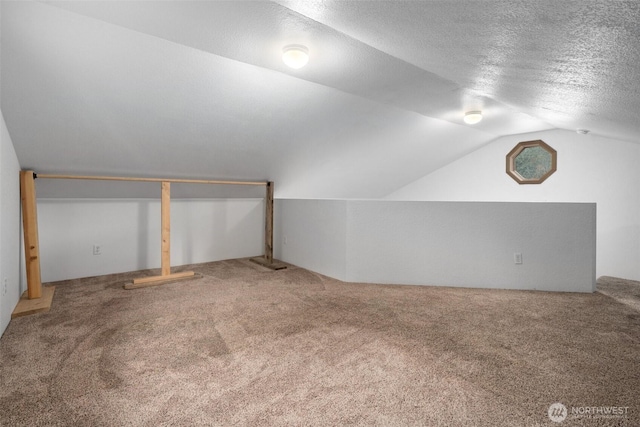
[[282, 44, 309, 69], [576, 128, 590, 135], [463, 111, 483, 125]]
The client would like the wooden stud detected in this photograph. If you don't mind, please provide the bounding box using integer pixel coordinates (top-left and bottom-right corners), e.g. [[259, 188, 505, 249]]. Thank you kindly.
[[250, 181, 286, 270], [20, 171, 42, 299], [265, 181, 274, 263], [161, 181, 171, 276]]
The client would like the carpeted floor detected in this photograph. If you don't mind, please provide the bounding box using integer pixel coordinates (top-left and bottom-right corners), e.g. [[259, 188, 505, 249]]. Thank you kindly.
[[1, 259, 639, 426]]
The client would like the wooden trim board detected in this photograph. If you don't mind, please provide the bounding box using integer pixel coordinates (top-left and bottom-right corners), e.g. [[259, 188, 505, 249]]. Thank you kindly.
[[250, 256, 287, 270], [126, 271, 196, 289], [12, 286, 55, 319]]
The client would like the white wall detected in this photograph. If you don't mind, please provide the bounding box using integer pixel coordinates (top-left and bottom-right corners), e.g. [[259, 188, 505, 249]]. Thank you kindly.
[[1, 110, 22, 336], [37, 198, 264, 282], [275, 199, 596, 292], [387, 129, 640, 281]]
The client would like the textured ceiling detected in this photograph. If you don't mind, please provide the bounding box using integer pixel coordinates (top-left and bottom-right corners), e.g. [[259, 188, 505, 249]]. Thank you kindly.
[[278, 0, 640, 142], [1, 1, 638, 198]]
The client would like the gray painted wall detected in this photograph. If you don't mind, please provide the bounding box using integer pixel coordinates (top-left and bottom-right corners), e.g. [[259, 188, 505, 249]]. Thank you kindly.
[[275, 199, 596, 292], [274, 199, 348, 281]]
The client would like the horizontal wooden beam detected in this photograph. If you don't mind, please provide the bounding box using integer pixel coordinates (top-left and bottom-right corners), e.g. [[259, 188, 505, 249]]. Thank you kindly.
[[125, 271, 196, 289], [132, 271, 195, 285], [35, 174, 267, 186]]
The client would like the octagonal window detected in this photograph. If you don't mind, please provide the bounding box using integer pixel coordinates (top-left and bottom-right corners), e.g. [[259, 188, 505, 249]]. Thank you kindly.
[[506, 140, 557, 184]]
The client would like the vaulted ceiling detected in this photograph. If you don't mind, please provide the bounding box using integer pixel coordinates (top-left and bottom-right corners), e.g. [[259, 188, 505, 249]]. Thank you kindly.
[[2, 1, 639, 198]]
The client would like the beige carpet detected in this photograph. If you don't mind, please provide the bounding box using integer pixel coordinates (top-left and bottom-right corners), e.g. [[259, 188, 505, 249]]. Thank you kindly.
[[597, 276, 640, 313], [1, 259, 639, 426]]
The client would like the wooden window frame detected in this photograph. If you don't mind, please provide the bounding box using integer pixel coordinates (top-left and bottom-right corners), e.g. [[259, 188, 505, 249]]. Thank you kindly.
[[506, 139, 557, 184]]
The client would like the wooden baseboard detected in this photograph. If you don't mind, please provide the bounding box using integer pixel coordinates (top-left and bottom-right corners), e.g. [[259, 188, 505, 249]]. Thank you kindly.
[[12, 286, 55, 319], [250, 257, 287, 270]]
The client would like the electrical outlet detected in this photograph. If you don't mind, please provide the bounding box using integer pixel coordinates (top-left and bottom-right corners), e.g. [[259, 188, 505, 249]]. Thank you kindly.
[[514, 253, 523, 264], [2, 278, 7, 296], [284, 236, 288, 245], [93, 245, 102, 255]]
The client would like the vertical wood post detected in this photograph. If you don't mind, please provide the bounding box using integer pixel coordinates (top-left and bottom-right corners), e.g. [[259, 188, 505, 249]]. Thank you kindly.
[[128, 180, 194, 288], [265, 181, 274, 263], [20, 171, 42, 299], [161, 182, 171, 276], [250, 181, 285, 270]]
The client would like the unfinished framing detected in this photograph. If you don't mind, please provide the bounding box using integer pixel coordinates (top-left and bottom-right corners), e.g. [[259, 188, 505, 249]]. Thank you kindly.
[[17, 171, 282, 314], [13, 171, 55, 318]]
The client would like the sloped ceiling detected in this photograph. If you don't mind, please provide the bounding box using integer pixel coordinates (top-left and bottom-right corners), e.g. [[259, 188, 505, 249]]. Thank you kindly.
[[1, 1, 638, 198]]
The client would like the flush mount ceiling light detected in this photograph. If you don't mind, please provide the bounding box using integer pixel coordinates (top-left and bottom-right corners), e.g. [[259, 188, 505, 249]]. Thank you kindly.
[[463, 111, 483, 125], [282, 44, 309, 69]]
